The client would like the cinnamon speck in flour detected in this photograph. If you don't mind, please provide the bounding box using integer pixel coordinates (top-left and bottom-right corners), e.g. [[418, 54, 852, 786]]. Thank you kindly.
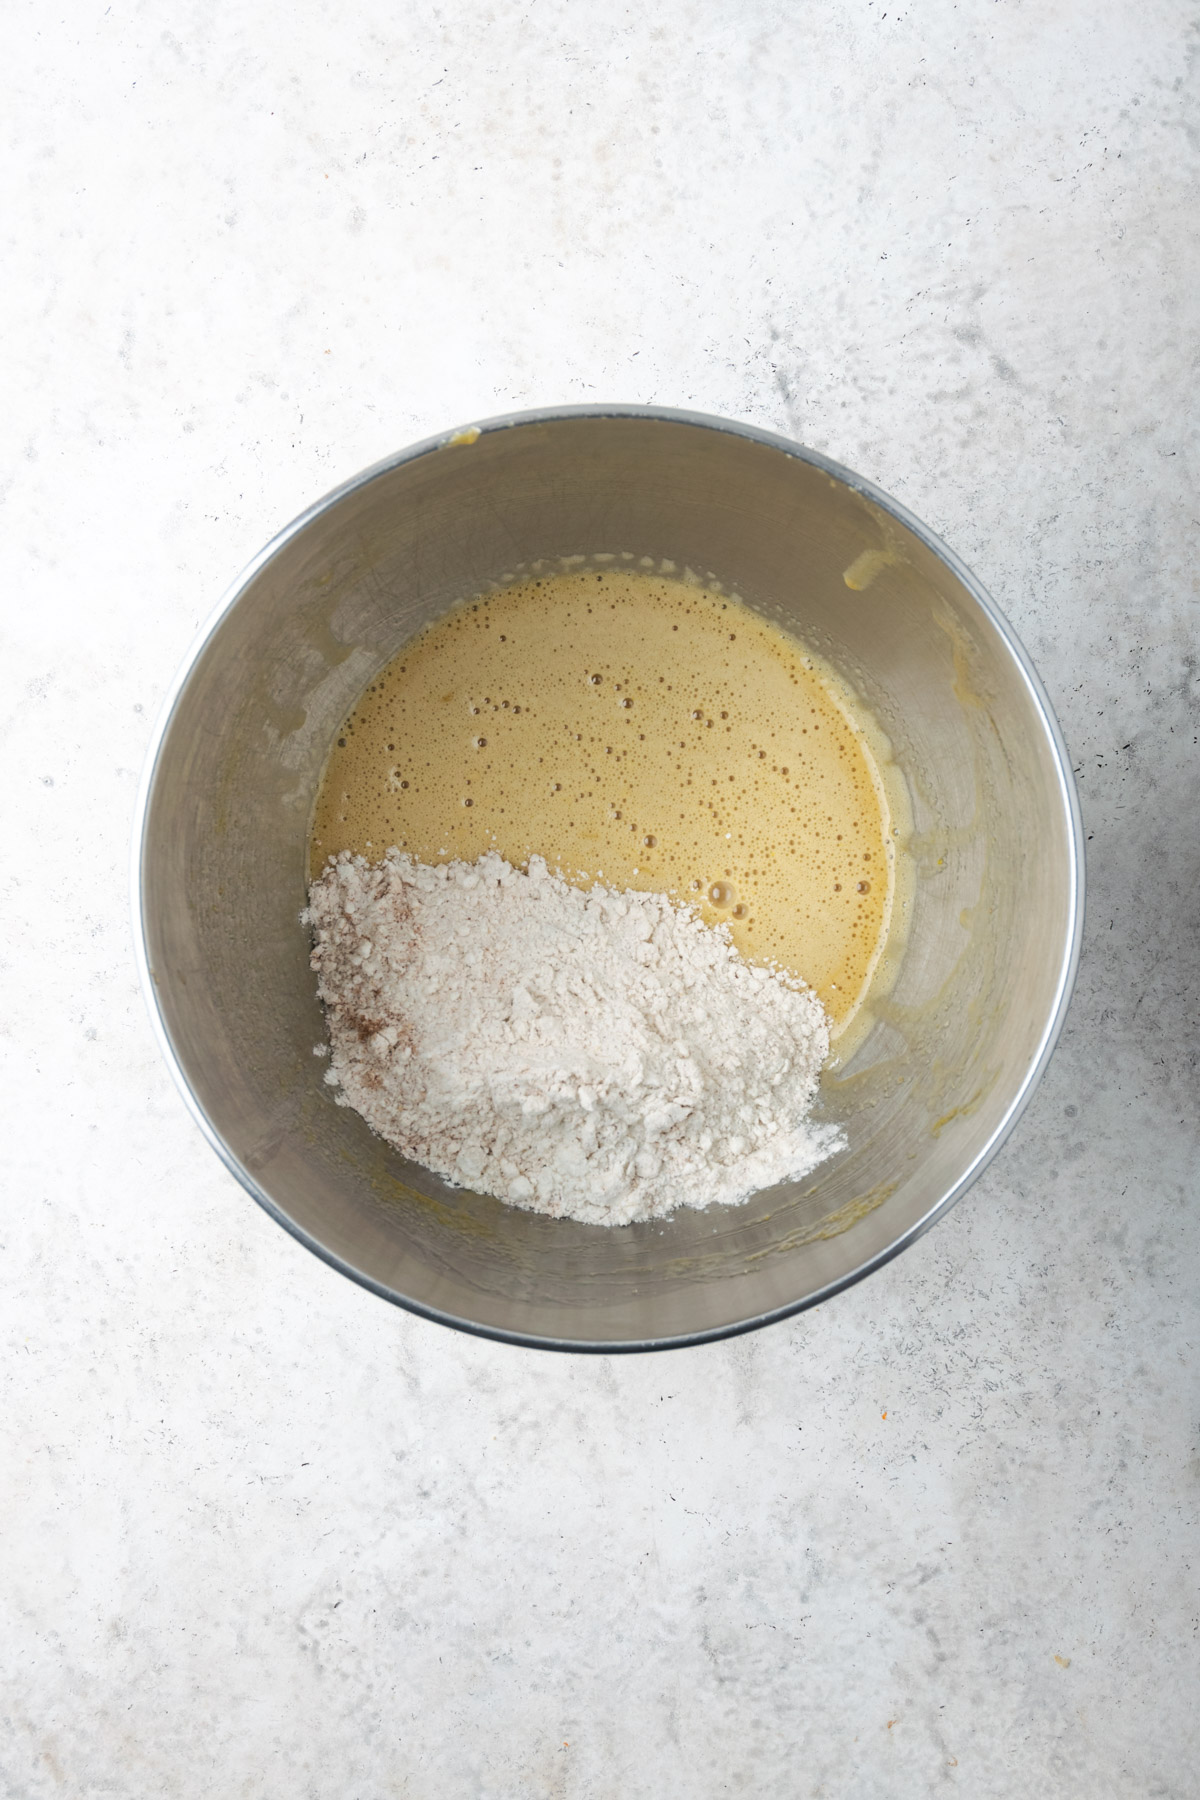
[[304, 850, 842, 1226]]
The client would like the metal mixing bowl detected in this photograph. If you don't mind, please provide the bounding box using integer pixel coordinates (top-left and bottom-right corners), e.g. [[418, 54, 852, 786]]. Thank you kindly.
[[133, 406, 1083, 1350]]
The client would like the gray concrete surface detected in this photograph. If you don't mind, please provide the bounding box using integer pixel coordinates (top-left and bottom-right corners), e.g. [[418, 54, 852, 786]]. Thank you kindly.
[[3, 2, 1198, 1794]]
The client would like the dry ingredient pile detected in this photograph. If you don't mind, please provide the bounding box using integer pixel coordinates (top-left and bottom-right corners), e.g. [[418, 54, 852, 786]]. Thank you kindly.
[[306, 849, 842, 1226]]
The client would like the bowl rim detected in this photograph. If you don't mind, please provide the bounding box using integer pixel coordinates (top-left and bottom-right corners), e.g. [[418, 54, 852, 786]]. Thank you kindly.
[[131, 403, 1086, 1353]]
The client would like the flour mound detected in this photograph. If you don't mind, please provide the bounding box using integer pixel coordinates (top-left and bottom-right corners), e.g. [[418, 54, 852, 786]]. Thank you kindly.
[[305, 851, 842, 1226]]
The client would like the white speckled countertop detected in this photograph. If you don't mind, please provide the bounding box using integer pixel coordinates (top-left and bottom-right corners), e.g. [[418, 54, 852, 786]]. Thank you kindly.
[[5, 3, 1198, 1794]]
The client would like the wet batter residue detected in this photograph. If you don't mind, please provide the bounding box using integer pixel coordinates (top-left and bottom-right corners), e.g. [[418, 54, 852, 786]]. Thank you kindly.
[[310, 568, 897, 1030]]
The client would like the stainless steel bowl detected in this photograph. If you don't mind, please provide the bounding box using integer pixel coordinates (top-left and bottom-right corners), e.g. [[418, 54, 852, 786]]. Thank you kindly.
[[134, 406, 1083, 1350]]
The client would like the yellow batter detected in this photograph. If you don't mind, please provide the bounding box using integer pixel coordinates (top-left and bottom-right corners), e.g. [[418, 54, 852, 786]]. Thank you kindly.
[[310, 569, 896, 1032]]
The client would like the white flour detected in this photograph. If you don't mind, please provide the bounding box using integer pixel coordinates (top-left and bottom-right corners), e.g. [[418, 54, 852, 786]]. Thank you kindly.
[[305, 851, 842, 1226]]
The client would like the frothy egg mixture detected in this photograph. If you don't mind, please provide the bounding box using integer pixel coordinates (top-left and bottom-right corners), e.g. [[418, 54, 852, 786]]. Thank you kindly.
[[310, 568, 897, 1034]]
